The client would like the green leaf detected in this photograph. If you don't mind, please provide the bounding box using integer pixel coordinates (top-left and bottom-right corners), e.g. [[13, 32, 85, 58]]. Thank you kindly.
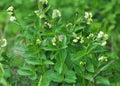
[[61, 35, 67, 48], [71, 49, 86, 61], [74, 64, 83, 74], [17, 66, 33, 76], [54, 60, 63, 74], [74, 26, 85, 32], [0, 77, 9, 86], [60, 49, 67, 62], [17, 69, 33, 76], [96, 76, 110, 86], [0, 63, 5, 76], [14, 46, 26, 52], [84, 73, 94, 82], [64, 70, 76, 83], [47, 69, 63, 83], [42, 45, 58, 51], [86, 63, 94, 73], [25, 58, 42, 65], [55, 49, 67, 74], [40, 75, 50, 86], [87, 44, 98, 54], [44, 60, 54, 65], [35, 16, 41, 29], [30, 72, 37, 80]]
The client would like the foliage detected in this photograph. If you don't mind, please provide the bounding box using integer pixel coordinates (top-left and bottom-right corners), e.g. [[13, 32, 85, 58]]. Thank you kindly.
[[0, 0, 120, 86]]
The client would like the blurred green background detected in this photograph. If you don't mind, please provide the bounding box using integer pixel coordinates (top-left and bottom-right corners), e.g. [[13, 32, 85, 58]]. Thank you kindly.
[[0, 0, 120, 85]]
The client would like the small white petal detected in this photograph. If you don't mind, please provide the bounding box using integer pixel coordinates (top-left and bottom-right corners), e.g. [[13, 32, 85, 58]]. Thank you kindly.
[[7, 6, 14, 12], [52, 9, 61, 19], [73, 39, 78, 43], [97, 31, 104, 39], [101, 41, 107, 46], [10, 16, 16, 21], [84, 12, 89, 19]]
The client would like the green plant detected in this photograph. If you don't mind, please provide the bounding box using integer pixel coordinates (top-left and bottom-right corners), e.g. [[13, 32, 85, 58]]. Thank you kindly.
[[0, 0, 120, 86]]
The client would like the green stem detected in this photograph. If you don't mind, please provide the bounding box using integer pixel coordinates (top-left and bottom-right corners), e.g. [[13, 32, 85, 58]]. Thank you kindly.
[[91, 60, 114, 81], [82, 71, 85, 86]]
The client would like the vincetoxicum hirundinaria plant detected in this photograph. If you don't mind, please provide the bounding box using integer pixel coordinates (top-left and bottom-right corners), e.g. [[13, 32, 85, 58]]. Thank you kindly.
[[1, 0, 113, 86]]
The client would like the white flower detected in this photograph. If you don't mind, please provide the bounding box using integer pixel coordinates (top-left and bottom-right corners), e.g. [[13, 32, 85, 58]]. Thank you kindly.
[[87, 33, 94, 39], [47, 23, 52, 28], [84, 12, 92, 19], [97, 31, 109, 41], [7, 6, 17, 22], [10, 16, 16, 21], [52, 37, 56, 46], [52, 37, 56, 43], [7, 6, 14, 12], [73, 36, 84, 43], [73, 39, 78, 43], [97, 31, 104, 39], [84, 12, 93, 24], [7, 6, 14, 15], [98, 56, 108, 62], [89, 12, 92, 18], [89, 33, 94, 37], [58, 35, 64, 42], [86, 18, 93, 24], [96, 31, 108, 46], [101, 41, 107, 46], [80, 37, 84, 43], [80, 40, 84, 43], [76, 37, 80, 40], [52, 9, 61, 19], [0, 39, 7, 47], [52, 42, 56, 46], [84, 12, 89, 19], [44, 22, 52, 28]]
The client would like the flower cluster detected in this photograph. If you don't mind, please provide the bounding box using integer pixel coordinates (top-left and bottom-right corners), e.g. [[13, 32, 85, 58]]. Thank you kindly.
[[51, 35, 64, 46], [87, 33, 94, 40], [98, 56, 108, 62], [0, 38, 7, 48], [58, 35, 64, 42], [44, 22, 52, 28], [52, 9, 61, 19], [80, 37, 84, 43], [52, 37, 56, 46], [97, 31, 108, 46], [7, 6, 16, 22], [34, 10, 45, 19], [84, 12, 93, 24], [73, 36, 84, 44], [73, 37, 79, 43]]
